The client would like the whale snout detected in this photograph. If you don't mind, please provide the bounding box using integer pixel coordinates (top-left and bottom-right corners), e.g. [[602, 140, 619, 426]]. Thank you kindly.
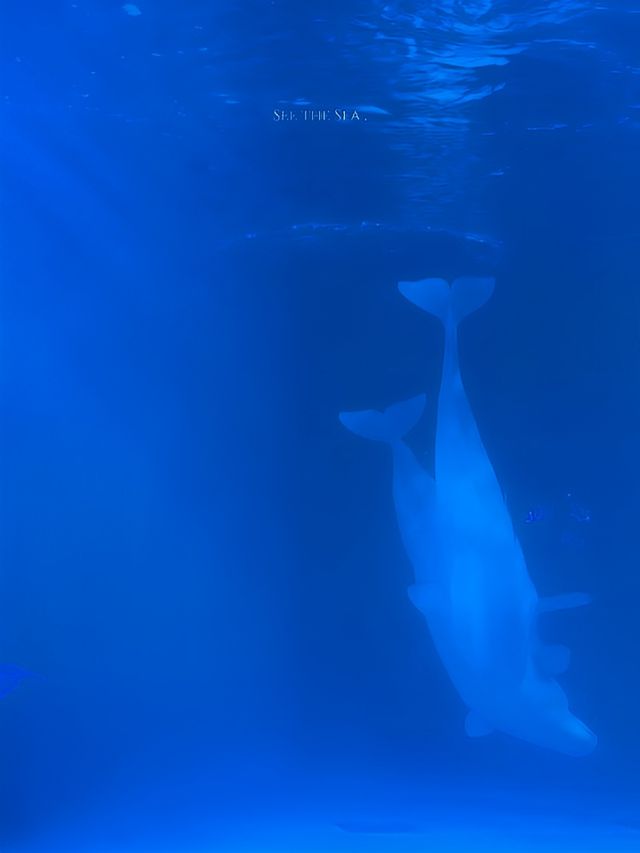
[[559, 716, 597, 757], [509, 700, 597, 757]]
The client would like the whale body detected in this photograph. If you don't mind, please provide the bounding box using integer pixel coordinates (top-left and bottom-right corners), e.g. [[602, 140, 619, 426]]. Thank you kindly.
[[340, 276, 596, 757]]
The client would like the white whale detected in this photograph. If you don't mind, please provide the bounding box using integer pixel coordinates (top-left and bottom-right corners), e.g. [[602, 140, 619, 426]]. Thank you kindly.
[[340, 276, 596, 757]]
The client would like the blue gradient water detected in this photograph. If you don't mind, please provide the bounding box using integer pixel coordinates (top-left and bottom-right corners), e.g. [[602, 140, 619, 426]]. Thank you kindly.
[[1, 2, 639, 851]]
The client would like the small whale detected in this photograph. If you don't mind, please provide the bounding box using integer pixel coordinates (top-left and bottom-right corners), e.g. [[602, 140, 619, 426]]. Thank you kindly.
[[340, 276, 596, 757]]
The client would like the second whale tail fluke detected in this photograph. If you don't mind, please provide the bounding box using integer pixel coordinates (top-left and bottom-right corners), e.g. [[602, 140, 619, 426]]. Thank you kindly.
[[339, 394, 426, 443], [398, 276, 495, 325]]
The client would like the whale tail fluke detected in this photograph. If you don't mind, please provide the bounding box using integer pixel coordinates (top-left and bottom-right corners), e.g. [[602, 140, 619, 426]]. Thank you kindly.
[[398, 276, 495, 325], [339, 394, 426, 443]]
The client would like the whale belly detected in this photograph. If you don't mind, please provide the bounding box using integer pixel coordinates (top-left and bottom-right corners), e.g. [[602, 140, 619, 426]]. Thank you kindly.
[[420, 546, 536, 708]]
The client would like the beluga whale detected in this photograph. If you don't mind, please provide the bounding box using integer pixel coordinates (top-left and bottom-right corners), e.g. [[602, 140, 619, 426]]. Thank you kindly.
[[340, 276, 596, 757]]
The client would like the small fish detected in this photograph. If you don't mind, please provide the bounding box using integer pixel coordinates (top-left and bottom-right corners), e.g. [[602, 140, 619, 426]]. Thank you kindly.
[[0, 664, 32, 699], [566, 493, 591, 523], [524, 506, 547, 524]]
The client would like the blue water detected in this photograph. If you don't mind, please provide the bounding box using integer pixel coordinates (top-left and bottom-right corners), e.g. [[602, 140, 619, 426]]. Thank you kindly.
[[2, 1, 640, 850]]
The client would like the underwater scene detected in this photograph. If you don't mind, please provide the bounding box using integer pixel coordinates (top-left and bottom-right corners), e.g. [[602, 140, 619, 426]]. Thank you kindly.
[[2, 0, 640, 851]]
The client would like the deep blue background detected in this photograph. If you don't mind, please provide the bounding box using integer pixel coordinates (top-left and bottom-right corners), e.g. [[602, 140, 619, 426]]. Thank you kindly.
[[1, 1, 639, 850]]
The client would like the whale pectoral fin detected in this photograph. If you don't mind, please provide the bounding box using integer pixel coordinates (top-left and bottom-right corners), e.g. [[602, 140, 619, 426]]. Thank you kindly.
[[538, 593, 592, 614], [465, 710, 494, 738], [536, 644, 571, 676], [407, 583, 441, 616]]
